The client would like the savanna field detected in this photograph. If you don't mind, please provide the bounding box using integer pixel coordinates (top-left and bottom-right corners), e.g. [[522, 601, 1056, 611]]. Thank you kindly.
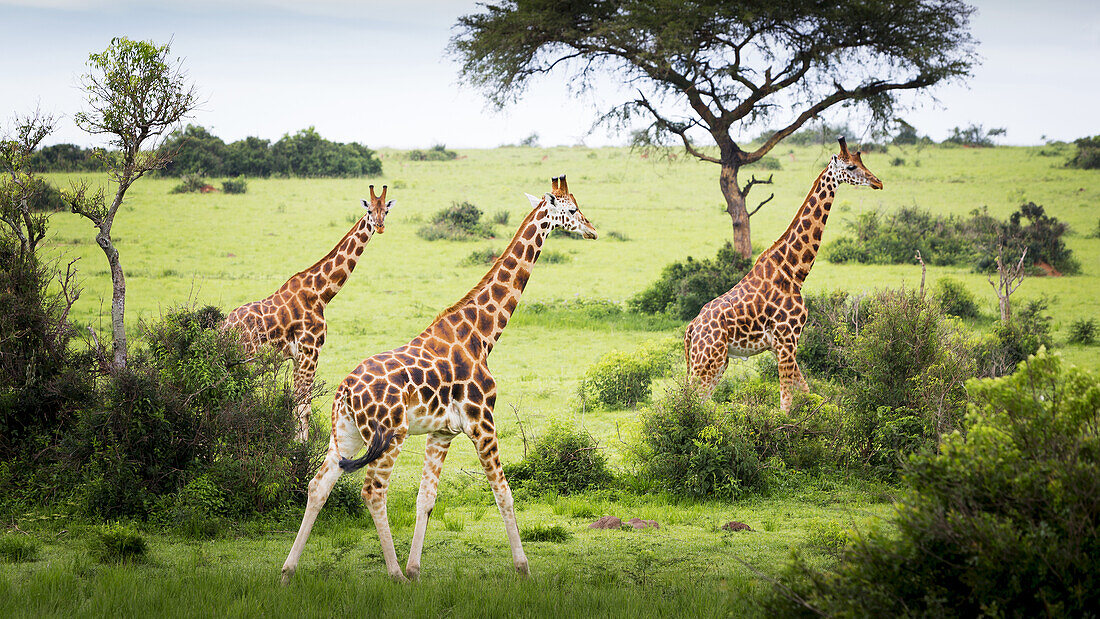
[[3, 142, 1098, 616]]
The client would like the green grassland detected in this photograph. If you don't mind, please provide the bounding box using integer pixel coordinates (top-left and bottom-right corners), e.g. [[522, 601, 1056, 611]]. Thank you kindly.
[[4, 142, 1097, 615]]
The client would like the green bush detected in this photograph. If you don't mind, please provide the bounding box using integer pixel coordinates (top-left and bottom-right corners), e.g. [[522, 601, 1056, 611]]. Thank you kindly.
[[1066, 135, 1100, 169], [23, 177, 67, 212], [417, 201, 494, 241], [221, 176, 247, 194], [796, 290, 857, 380], [635, 383, 766, 500], [461, 247, 500, 266], [490, 210, 510, 225], [170, 173, 207, 194], [325, 476, 366, 517], [504, 422, 613, 495], [91, 523, 148, 564], [407, 144, 458, 161], [0, 534, 39, 563], [579, 351, 656, 409], [932, 276, 980, 318], [630, 242, 752, 320], [63, 306, 311, 520], [982, 297, 1054, 376], [841, 290, 977, 476], [1068, 318, 1096, 345], [772, 352, 1100, 617]]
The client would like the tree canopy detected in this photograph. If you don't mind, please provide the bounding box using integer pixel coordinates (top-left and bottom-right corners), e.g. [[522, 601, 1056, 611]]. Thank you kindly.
[[451, 0, 977, 256]]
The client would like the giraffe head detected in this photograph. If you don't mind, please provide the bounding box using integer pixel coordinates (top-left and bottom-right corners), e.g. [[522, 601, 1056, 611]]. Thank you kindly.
[[360, 185, 395, 233], [830, 137, 883, 190], [524, 174, 598, 239]]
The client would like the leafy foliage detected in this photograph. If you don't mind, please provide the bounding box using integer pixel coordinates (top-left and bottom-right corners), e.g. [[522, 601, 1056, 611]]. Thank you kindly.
[[943, 123, 1006, 147], [579, 351, 657, 409], [824, 203, 1080, 275], [504, 422, 613, 495], [772, 352, 1100, 617], [932, 276, 981, 318], [417, 201, 495, 241], [91, 523, 148, 564], [62, 307, 311, 520], [221, 176, 247, 194], [407, 144, 458, 161], [630, 242, 752, 320], [1067, 318, 1096, 345], [169, 173, 207, 194], [1066, 135, 1100, 169]]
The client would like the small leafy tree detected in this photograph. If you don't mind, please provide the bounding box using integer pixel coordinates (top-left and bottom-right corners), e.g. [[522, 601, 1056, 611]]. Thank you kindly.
[[67, 37, 199, 369], [0, 110, 56, 257]]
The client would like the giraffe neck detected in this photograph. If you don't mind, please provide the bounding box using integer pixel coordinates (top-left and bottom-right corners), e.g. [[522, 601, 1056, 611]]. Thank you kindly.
[[433, 207, 548, 355], [289, 216, 375, 305], [758, 168, 838, 289]]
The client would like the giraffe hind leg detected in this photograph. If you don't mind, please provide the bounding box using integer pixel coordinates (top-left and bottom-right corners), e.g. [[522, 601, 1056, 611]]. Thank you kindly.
[[406, 433, 454, 580]]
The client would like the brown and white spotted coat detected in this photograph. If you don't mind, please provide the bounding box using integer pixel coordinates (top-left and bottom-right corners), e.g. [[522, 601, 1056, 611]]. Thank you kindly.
[[685, 138, 883, 410], [280, 175, 598, 583], [223, 185, 394, 441]]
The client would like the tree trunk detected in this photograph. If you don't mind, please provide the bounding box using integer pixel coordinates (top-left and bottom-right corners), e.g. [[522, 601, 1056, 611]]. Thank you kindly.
[[999, 295, 1010, 324], [97, 230, 127, 369], [719, 161, 752, 259]]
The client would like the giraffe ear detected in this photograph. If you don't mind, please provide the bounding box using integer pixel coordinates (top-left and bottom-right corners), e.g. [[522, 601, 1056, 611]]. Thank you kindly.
[[525, 193, 542, 209], [361, 199, 370, 209], [385, 199, 396, 211]]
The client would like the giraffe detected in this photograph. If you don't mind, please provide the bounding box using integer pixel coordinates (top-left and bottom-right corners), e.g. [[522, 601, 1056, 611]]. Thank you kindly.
[[223, 185, 395, 442], [280, 175, 598, 584], [685, 137, 883, 411]]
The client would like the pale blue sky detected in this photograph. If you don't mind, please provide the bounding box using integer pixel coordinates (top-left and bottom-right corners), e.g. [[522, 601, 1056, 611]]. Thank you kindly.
[[2, 0, 1098, 148]]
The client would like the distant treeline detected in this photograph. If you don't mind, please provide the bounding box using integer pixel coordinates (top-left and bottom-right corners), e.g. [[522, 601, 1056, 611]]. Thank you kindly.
[[28, 125, 383, 178]]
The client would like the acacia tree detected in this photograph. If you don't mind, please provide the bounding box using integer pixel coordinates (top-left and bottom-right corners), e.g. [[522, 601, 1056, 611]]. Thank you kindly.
[[451, 0, 977, 257], [68, 37, 198, 369]]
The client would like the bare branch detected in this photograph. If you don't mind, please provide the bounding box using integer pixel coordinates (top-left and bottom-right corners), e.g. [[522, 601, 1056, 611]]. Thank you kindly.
[[746, 193, 774, 218]]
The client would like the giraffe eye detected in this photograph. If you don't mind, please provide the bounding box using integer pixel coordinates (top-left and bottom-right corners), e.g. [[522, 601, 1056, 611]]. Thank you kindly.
[[846, 165, 857, 171]]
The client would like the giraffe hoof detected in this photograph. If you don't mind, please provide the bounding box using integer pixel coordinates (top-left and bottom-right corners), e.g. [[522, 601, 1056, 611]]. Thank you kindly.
[[406, 566, 420, 581], [515, 560, 530, 577], [280, 565, 295, 585], [389, 570, 410, 583]]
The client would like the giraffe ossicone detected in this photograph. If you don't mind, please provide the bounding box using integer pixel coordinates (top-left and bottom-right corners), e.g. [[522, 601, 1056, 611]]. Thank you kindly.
[[685, 137, 883, 411], [280, 175, 597, 584], [222, 187, 394, 441]]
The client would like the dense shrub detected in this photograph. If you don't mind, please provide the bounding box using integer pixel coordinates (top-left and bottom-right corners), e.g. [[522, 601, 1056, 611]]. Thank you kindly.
[[159, 125, 382, 178], [0, 240, 92, 459], [771, 352, 1100, 617], [630, 242, 752, 320], [221, 176, 247, 194], [62, 307, 312, 520], [1066, 135, 1100, 169], [504, 422, 613, 495], [982, 297, 1054, 376], [22, 177, 66, 212], [461, 247, 500, 265], [417, 201, 494, 241], [796, 290, 857, 380], [841, 289, 977, 475], [407, 144, 458, 161], [26, 142, 101, 172], [578, 350, 656, 409], [932, 276, 980, 318], [170, 173, 207, 194], [1067, 318, 1096, 345], [824, 203, 1079, 275], [635, 383, 767, 499]]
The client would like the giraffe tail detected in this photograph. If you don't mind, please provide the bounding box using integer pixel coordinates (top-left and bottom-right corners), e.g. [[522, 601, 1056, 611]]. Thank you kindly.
[[338, 419, 395, 473], [683, 320, 695, 369]]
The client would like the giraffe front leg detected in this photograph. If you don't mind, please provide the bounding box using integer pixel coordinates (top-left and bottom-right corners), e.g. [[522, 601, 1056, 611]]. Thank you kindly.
[[467, 409, 528, 576], [405, 433, 453, 580], [362, 437, 407, 582], [292, 346, 319, 442]]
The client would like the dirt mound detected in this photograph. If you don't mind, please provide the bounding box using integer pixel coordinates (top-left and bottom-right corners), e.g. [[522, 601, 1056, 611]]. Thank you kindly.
[[627, 518, 659, 529], [721, 521, 753, 532], [589, 516, 622, 529]]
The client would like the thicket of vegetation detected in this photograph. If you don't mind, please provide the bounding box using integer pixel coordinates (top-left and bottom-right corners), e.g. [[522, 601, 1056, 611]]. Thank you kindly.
[[1067, 135, 1100, 169], [770, 352, 1100, 617], [155, 125, 383, 178], [417, 201, 496, 241], [407, 144, 458, 161], [824, 202, 1080, 275], [629, 242, 752, 320], [504, 422, 613, 496]]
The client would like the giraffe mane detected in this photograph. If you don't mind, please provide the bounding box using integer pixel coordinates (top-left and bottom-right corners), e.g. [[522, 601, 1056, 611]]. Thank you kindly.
[[432, 206, 542, 322], [754, 167, 829, 263], [284, 214, 368, 285]]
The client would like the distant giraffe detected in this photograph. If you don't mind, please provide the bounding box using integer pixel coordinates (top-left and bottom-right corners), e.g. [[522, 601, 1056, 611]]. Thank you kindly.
[[223, 186, 394, 441], [280, 175, 598, 583], [685, 138, 883, 410]]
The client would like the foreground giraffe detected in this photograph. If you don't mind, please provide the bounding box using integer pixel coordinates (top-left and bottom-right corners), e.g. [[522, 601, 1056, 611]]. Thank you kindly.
[[223, 186, 394, 441], [281, 176, 598, 583], [685, 138, 883, 410]]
